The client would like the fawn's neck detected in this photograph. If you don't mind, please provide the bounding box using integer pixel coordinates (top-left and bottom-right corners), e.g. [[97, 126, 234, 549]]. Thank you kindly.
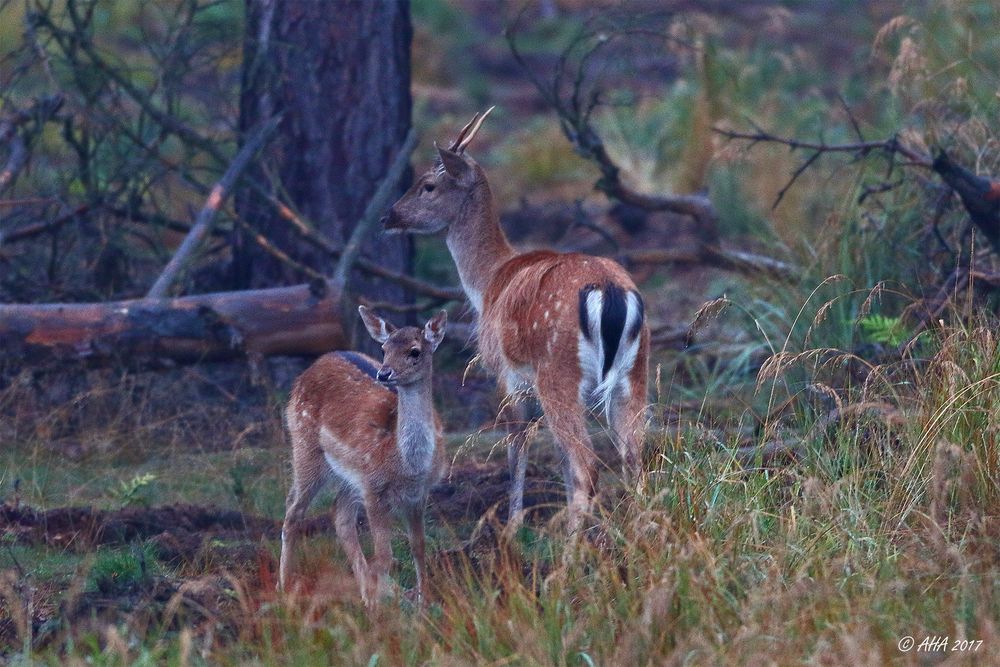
[[445, 176, 515, 313], [395, 375, 436, 476]]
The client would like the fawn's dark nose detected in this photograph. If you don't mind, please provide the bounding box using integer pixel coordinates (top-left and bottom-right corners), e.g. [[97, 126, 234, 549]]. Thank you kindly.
[[377, 369, 393, 383]]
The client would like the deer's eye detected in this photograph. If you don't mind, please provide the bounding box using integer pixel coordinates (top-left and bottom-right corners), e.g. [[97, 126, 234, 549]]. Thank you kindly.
[[422, 183, 435, 194], [408, 348, 421, 359]]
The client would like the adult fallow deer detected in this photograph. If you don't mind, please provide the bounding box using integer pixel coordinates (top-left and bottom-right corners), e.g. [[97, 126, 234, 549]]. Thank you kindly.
[[383, 109, 649, 529], [279, 306, 448, 605]]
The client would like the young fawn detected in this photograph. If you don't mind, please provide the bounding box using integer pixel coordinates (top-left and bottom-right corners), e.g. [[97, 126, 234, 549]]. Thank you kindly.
[[384, 109, 649, 530], [278, 306, 448, 605]]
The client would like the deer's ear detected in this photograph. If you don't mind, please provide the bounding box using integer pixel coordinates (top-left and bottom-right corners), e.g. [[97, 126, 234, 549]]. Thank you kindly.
[[423, 310, 447, 351], [359, 305, 395, 343], [436, 145, 473, 184]]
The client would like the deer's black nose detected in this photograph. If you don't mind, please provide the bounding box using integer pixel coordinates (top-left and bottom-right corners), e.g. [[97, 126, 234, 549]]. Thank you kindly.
[[379, 214, 389, 227], [377, 369, 393, 383]]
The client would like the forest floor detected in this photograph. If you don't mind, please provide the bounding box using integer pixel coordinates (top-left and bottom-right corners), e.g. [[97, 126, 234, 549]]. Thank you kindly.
[[0, 448, 564, 652]]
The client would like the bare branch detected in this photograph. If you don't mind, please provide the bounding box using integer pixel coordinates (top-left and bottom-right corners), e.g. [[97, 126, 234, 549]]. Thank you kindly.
[[0, 94, 65, 195], [232, 215, 326, 284], [246, 181, 464, 302], [332, 127, 417, 287], [772, 150, 821, 210], [147, 116, 281, 298], [506, 16, 725, 247], [0, 133, 27, 195], [714, 126, 932, 167], [838, 93, 865, 143], [624, 246, 800, 282], [0, 205, 89, 245]]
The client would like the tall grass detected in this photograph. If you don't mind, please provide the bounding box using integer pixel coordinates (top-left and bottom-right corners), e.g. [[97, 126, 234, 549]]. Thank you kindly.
[[9, 309, 991, 665]]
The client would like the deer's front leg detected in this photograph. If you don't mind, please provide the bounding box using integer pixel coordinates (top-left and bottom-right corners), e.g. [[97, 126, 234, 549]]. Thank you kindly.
[[404, 502, 428, 604], [365, 495, 395, 606], [500, 376, 541, 528]]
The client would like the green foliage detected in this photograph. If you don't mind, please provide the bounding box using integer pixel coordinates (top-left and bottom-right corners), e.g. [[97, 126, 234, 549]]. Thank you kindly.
[[87, 543, 158, 595], [858, 314, 909, 346], [109, 473, 157, 509]]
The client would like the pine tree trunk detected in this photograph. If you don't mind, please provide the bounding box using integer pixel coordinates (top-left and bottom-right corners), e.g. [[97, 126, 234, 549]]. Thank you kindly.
[[235, 0, 413, 314]]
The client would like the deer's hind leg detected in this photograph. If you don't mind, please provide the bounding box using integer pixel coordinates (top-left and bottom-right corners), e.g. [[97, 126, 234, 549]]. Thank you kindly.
[[334, 489, 370, 604], [607, 339, 649, 490], [279, 447, 327, 592], [535, 368, 597, 534]]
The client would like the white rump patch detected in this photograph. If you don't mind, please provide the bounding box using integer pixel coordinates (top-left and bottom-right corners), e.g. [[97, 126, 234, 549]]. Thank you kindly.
[[577, 290, 642, 420]]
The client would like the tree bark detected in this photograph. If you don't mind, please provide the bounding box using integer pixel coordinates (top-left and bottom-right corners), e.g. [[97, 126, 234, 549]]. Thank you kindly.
[[235, 0, 414, 310], [0, 283, 348, 370]]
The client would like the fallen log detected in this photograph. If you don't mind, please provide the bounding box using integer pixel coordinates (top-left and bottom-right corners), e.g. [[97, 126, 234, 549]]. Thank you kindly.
[[0, 281, 348, 369]]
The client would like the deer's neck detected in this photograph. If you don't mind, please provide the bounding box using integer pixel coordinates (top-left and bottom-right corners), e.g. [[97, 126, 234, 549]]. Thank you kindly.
[[395, 377, 436, 476], [445, 178, 514, 313]]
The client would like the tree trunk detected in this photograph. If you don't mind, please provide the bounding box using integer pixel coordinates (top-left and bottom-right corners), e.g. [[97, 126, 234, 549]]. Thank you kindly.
[[235, 0, 414, 321], [0, 283, 347, 370]]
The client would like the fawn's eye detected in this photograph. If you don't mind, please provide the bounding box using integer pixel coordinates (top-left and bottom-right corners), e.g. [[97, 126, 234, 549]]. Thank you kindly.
[[408, 348, 421, 359], [422, 183, 435, 194]]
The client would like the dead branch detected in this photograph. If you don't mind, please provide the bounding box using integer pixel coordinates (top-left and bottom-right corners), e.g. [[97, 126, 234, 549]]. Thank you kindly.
[[0, 94, 65, 196], [146, 116, 281, 298], [0, 205, 89, 245], [506, 16, 803, 281], [715, 125, 932, 209], [332, 127, 417, 287], [715, 126, 932, 167], [50, 3, 229, 166], [251, 187, 464, 302], [104, 205, 228, 239], [1, 281, 348, 369], [623, 246, 800, 282], [649, 324, 688, 349], [232, 215, 326, 284], [899, 260, 1000, 351], [0, 132, 27, 195]]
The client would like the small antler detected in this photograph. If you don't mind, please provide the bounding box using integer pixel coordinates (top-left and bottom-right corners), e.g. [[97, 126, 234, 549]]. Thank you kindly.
[[448, 111, 481, 152], [449, 106, 495, 154]]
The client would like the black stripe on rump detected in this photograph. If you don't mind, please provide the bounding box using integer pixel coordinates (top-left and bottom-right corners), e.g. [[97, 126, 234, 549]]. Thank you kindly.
[[600, 283, 628, 377], [627, 290, 645, 340], [335, 351, 397, 394]]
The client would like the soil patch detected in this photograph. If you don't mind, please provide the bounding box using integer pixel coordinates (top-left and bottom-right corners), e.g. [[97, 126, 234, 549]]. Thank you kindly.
[[0, 460, 565, 555]]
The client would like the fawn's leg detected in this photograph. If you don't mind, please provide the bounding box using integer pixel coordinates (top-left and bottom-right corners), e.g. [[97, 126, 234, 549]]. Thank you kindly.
[[279, 465, 326, 592], [334, 490, 370, 604], [404, 502, 428, 604], [365, 494, 395, 606]]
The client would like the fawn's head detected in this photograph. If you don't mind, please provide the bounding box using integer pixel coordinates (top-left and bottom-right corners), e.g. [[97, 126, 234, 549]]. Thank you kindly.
[[382, 108, 494, 235], [358, 306, 447, 387]]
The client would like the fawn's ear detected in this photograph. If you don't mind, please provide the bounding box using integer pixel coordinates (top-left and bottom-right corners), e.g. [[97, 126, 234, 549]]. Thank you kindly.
[[423, 310, 448, 351], [358, 305, 395, 344], [436, 144, 474, 185]]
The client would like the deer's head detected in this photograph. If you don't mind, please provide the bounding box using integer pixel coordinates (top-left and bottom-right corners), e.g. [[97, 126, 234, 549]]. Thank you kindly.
[[382, 108, 494, 234], [359, 306, 447, 387]]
